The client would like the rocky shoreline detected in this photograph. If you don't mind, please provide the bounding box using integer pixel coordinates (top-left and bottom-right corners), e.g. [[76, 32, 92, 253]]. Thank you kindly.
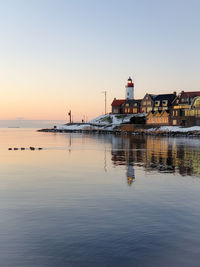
[[37, 115, 200, 137], [38, 127, 200, 137]]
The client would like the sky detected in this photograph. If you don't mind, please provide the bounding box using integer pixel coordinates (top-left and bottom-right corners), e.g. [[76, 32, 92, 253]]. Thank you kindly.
[[1, 0, 200, 121]]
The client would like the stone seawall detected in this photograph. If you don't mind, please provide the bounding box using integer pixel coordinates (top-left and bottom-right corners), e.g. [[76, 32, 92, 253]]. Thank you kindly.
[[38, 126, 200, 137]]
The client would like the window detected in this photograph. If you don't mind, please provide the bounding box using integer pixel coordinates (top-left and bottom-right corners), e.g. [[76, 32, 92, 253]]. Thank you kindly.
[[155, 101, 160, 106], [193, 97, 200, 108], [162, 100, 168, 106]]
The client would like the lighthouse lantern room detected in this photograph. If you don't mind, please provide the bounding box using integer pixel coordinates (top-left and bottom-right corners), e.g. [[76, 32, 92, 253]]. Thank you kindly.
[[125, 77, 134, 100]]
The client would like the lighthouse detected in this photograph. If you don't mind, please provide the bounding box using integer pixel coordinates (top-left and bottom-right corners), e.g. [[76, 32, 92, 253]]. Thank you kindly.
[[125, 77, 134, 100]]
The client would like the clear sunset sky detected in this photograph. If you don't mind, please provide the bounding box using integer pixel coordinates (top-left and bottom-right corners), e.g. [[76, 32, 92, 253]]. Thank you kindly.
[[1, 0, 200, 121]]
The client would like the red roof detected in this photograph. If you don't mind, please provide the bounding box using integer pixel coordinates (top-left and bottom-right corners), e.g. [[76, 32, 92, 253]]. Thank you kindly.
[[181, 91, 200, 97], [111, 99, 126, 106]]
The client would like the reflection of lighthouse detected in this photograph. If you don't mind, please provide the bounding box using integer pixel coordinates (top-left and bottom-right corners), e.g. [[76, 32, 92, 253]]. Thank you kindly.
[[125, 77, 134, 100], [126, 165, 135, 186], [111, 135, 136, 186]]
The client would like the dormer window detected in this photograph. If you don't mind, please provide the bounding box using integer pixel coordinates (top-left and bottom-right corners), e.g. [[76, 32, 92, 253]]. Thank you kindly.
[[162, 100, 168, 106], [155, 101, 160, 106]]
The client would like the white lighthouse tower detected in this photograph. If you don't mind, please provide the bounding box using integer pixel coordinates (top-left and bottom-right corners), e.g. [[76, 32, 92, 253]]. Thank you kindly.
[[125, 77, 134, 100]]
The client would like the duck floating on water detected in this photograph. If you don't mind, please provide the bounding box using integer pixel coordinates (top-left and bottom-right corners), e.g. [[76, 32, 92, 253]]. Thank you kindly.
[[8, 147, 43, 151]]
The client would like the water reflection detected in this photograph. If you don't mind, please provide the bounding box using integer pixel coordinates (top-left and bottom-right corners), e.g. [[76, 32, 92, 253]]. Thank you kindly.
[[2, 130, 200, 266], [111, 135, 200, 180]]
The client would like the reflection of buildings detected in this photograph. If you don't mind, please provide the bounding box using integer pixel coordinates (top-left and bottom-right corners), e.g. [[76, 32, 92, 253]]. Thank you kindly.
[[145, 138, 175, 173], [111, 135, 200, 178]]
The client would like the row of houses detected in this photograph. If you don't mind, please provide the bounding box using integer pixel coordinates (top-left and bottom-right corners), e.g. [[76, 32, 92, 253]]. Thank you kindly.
[[111, 77, 200, 126]]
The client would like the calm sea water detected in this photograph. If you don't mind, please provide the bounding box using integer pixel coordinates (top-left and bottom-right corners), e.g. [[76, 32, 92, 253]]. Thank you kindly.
[[1, 128, 200, 266], [0, 120, 66, 128]]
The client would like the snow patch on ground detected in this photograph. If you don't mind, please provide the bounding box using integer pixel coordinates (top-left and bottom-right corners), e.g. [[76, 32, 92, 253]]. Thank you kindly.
[[55, 114, 145, 131], [52, 115, 200, 134], [148, 126, 200, 132], [56, 124, 96, 131]]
